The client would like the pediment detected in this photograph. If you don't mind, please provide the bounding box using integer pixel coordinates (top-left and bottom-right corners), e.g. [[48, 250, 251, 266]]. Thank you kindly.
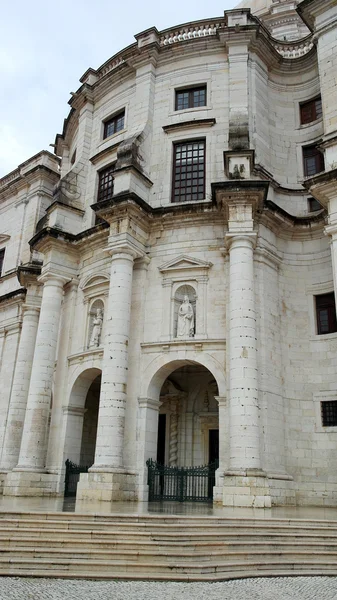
[[159, 255, 212, 274], [80, 272, 109, 291], [0, 234, 10, 245]]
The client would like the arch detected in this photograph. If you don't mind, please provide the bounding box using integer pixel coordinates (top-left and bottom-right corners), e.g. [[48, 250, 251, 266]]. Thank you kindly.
[[68, 367, 102, 409], [142, 353, 226, 400]]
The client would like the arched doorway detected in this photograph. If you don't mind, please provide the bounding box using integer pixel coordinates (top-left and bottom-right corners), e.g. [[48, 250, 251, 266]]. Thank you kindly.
[[63, 368, 101, 496], [141, 357, 224, 502]]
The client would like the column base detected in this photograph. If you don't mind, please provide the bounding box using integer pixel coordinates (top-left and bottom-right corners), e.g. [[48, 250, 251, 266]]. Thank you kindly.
[[76, 470, 138, 503], [3, 471, 60, 497], [222, 471, 272, 508]]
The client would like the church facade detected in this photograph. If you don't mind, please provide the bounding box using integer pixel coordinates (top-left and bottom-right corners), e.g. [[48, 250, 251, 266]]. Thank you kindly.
[[0, 0, 337, 508]]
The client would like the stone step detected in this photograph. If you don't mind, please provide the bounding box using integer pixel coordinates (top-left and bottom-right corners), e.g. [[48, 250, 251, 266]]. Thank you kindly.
[[1, 556, 337, 576], [2, 537, 337, 552], [2, 547, 337, 564]]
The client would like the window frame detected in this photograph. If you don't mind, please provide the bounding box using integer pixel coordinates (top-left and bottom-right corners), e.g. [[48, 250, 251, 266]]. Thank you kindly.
[[300, 96, 322, 125], [321, 400, 337, 427], [303, 144, 325, 177], [171, 139, 206, 204], [0, 248, 5, 277], [97, 164, 115, 203], [103, 110, 125, 140], [175, 86, 207, 111], [315, 292, 337, 335]]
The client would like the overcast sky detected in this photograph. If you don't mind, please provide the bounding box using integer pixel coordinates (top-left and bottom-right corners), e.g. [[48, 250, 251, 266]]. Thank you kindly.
[[0, 0, 237, 178]]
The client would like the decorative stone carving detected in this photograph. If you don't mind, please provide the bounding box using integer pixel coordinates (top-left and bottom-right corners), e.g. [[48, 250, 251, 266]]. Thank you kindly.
[[89, 308, 103, 348], [177, 295, 194, 338]]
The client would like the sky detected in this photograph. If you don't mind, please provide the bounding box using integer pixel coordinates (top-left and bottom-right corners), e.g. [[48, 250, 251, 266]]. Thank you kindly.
[[0, 0, 238, 178]]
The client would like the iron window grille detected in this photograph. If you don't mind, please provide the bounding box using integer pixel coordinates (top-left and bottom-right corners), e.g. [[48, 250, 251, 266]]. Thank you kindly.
[[103, 110, 125, 139], [97, 165, 115, 203], [300, 96, 322, 125], [315, 292, 337, 335], [175, 86, 206, 111], [0, 249, 4, 277], [303, 145, 325, 177], [321, 401, 337, 427], [172, 140, 205, 203]]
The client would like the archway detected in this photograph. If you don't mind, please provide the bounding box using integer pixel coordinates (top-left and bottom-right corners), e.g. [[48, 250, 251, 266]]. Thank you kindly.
[[139, 357, 225, 502]]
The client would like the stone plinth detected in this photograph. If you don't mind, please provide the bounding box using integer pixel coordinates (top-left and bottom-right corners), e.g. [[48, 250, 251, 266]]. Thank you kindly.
[[223, 473, 272, 508], [3, 471, 60, 497], [76, 470, 138, 503]]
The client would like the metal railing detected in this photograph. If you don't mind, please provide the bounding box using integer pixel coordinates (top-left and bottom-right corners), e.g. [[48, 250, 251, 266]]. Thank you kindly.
[[147, 459, 218, 502], [64, 459, 89, 497]]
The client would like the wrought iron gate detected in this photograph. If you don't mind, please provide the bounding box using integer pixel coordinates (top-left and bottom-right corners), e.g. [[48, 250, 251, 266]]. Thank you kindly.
[[64, 459, 89, 497], [146, 459, 218, 502]]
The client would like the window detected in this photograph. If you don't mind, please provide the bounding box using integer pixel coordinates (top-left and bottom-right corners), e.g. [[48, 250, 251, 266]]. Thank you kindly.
[[308, 197, 322, 212], [300, 96, 322, 125], [316, 292, 337, 335], [0, 249, 4, 277], [172, 140, 205, 203], [97, 165, 115, 202], [103, 110, 125, 139], [303, 145, 325, 177], [321, 401, 337, 427], [175, 86, 206, 111]]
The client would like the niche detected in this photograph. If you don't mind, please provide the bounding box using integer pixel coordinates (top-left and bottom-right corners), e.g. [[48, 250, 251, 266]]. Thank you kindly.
[[174, 284, 196, 338], [87, 298, 104, 348]]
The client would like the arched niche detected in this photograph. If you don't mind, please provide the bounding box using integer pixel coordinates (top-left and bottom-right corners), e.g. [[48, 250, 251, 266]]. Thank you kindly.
[[87, 298, 104, 349], [174, 284, 197, 338]]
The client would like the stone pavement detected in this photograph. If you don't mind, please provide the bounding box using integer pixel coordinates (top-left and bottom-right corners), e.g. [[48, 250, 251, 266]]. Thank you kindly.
[[0, 577, 337, 600]]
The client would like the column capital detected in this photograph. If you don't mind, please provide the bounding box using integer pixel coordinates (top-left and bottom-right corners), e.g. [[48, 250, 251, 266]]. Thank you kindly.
[[215, 395, 227, 407], [107, 232, 147, 261], [38, 272, 71, 287], [225, 232, 257, 250], [138, 397, 161, 410], [325, 223, 337, 240]]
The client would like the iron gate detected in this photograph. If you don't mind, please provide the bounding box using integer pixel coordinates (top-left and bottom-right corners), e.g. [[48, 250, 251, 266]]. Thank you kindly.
[[64, 459, 89, 497], [146, 459, 218, 502]]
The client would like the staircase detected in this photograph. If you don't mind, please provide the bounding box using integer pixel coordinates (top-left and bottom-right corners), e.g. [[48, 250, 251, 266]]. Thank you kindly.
[[1, 511, 337, 580]]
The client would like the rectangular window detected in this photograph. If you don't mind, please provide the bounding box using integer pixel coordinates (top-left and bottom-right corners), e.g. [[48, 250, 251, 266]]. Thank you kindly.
[[97, 165, 115, 202], [303, 145, 325, 177], [321, 401, 337, 427], [172, 140, 205, 203], [103, 110, 125, 139], [300, 96, 322, 125], [0, 249, 4, 277], [316, 292, 337, 335], [175, 86, 206, 111], [308, 197, 321, 212]]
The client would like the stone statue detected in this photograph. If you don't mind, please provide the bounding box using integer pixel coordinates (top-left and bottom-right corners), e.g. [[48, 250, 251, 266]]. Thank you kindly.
[[89, 308, 103, 347], [177, 295, 194, 338]]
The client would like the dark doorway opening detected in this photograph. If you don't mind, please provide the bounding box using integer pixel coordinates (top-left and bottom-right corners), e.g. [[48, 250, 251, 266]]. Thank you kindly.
[[157, 414, 166, 465], [209, 429, 219, 464]]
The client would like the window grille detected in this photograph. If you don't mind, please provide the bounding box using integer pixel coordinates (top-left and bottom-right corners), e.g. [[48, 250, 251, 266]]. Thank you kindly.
[[172, 140, 205, 203], [321, 401, 337, 427]]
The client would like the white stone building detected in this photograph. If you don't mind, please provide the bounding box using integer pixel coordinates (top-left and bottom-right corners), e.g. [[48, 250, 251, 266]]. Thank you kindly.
[[0, 0, 337, 508]]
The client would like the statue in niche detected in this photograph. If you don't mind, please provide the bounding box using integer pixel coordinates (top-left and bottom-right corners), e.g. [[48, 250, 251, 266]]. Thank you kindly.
[[177, 295, 194, 338], [89, 308, 103, 347]]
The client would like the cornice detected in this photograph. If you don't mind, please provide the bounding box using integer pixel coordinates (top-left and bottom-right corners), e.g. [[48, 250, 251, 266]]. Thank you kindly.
[[162, 118, 216, 134], [0, 288, 26, 306]]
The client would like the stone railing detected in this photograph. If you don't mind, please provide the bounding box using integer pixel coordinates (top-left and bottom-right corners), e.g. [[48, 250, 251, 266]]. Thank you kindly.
[[98, 56, 125, 79], [159, 22, 219, 46], [0, 169, 20, 190], [273, 40, 314, 59]]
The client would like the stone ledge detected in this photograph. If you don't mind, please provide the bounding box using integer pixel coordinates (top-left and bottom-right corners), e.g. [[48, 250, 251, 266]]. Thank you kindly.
[[140, 339, 226, 353]]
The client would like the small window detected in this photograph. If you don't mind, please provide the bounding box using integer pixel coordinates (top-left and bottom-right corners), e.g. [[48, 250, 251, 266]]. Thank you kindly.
[[321, 401, 337, 427], [175, 86, 206, 111], [303, 145, 325, 177], [316, 292, 337, 335], [308, 197, 322, 212], [103, 110, 125, 139], [172, 140, 205, 203], [0, 249, 4, 277], [97, 165, 115, 203], [300, 96, 322, 125]]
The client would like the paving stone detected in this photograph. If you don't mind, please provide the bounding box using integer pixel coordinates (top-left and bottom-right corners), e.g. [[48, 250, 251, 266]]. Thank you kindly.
[[0, 577, 337, 600]]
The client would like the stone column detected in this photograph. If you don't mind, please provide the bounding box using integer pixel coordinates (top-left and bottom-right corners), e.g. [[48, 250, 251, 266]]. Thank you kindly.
[[213, 396, 228, 503], [227, 233, 261, 471], [91, 248, 136, 471], [77, 246, 139, 503], [0, 305, 40, 471], [15, 274, 67, 472], [223, 233, 271, 507], [137, 397, 161, 501]]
